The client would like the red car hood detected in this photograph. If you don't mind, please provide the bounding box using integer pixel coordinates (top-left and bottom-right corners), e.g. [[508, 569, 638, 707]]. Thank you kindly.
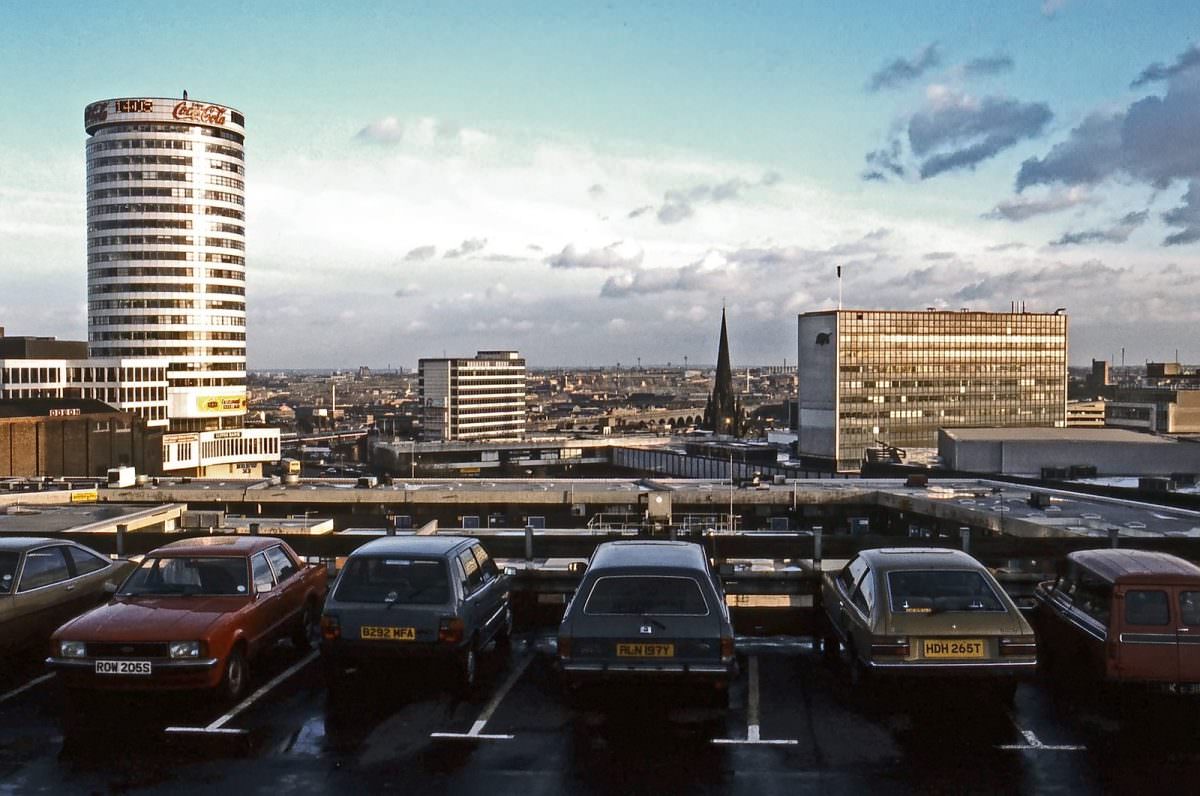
[[55, 596, 249, 642]]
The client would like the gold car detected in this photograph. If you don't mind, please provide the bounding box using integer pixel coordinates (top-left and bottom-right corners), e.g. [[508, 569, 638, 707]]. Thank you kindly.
[[821, 548, 1036, 701], [0, 537, 135, 654]]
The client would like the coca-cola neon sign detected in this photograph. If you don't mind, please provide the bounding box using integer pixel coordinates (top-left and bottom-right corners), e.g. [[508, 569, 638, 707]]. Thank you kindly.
[[172, 101, 227, 125]]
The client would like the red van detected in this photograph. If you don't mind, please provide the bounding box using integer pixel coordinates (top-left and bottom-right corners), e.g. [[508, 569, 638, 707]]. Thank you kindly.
[[1033, 549, 1200, 692]]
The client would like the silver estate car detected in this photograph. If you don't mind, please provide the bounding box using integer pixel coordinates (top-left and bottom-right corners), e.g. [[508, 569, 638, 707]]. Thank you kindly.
[[557, 541, 737, 704], [320, 536, 511, 692]]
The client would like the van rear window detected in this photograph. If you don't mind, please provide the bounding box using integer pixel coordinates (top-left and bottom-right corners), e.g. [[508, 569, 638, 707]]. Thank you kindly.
[[1125, 589, 1169, 626], [336, 557, 450, 605], [583, 576, 708, 616]]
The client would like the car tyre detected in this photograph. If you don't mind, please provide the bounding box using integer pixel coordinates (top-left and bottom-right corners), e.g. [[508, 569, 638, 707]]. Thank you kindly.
[[496, 606, 514, 651], [822, 629, 841, 662], [993, 681, 1018, 705], [458, 639, 478, 694], [292, 600, 320, 650], [220, 646, 249, 703]]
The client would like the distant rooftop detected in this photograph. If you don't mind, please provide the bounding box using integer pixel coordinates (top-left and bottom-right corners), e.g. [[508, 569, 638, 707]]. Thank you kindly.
[[941, 427, 1181, 444]]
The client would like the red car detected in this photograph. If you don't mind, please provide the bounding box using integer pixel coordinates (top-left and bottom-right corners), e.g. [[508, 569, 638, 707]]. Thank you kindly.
[[48, 536, 327, 701]]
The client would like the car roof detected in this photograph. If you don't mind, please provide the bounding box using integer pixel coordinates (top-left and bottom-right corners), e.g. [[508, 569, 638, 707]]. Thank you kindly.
[[150, 535, 285, 557], [0, 536, 75, 553], [589, 540, 709, 571], [857, 547, 983, 572], [1069, 549, 1200, 584], [350, 535, 477, 557]]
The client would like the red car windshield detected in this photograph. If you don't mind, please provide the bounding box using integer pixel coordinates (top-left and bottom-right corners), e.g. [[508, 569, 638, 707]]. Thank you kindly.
[[121, 556, 249, 597]]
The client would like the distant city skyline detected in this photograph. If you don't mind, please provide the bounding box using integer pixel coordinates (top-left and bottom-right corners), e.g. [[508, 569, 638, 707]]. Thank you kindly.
[[3, 2, 1200, 368]]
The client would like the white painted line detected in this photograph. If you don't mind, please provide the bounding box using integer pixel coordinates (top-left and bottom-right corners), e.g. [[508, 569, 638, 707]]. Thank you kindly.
[[0, 672, 55, 705], [431, 652, 533, 742], [713, 655, 798, 746], [996, 711, 1085, 752], [164, 649, 318, 736]]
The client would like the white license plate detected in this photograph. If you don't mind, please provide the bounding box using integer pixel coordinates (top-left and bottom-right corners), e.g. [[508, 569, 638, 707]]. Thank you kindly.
[[95, 659, 152, 675]]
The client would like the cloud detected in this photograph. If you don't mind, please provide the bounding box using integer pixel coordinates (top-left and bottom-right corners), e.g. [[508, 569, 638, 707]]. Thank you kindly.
[[1131, 43, 1200, 88], [547, 241, 644, 270], [445, 237, 487, 258], [627, 205, 653, 219], [1049, 210, 1149, 246], [985, 242, 1027, 252], [648, 173, 780, 224], [1162, 180, 1200, 246], [863, 138, 906, 181], [354, 116, 491, 150], [1041, 0, 1070, 18], [953, 260, 1125, 302], [909, 87, 1052, 178], [393, 283, 422, 298], [983, 186, 1094, 221], [867, 43, 941, 92], [923, 251, 956, 261], [1017, 46, 1200, 194], [963, 54, 1015, 78], [587, 183, 606, 199], [404, 244, 436, 261]]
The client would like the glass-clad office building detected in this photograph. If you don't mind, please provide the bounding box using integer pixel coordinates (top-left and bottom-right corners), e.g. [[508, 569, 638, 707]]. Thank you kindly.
[[797, 310, 1068, 471]]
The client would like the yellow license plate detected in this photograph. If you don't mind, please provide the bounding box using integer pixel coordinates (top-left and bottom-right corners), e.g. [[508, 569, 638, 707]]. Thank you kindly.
[[360, 626, 416, 641], [923, 639, 986, 659], [616, 643, 675, 657]]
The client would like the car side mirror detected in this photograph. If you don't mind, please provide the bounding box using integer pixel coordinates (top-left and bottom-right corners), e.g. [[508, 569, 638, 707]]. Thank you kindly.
[[503, 566, 517, 578]]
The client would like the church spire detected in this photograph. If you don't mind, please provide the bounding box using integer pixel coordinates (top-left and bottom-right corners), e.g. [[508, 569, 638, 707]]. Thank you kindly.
[[702, 306, 745, 437]]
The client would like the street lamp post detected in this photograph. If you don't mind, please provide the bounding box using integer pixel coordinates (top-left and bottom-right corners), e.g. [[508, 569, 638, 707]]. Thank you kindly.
[[409, 439, 415, 479]]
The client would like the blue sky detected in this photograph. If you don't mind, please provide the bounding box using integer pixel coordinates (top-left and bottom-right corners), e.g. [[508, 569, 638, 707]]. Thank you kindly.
[[3, 1, 1199, 367]]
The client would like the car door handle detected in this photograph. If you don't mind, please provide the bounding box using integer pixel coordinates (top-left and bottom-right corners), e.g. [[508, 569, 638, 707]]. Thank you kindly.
[[66, 584, 76, 591]]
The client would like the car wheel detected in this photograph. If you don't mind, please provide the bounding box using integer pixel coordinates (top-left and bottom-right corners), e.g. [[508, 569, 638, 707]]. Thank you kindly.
[[220, 646, 249, 703], [292, 600, 320, 650], [458, 639, 478, 693], [822, 630, 841, 662], [843, 642, 868, 689], [496, 607, 514, 651], [322, 657, 344, 697], [993, 681, 1018, 705]]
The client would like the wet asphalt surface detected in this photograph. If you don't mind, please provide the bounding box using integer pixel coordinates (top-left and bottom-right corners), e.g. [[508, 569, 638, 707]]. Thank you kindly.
[[3, 635, 1200, 795]]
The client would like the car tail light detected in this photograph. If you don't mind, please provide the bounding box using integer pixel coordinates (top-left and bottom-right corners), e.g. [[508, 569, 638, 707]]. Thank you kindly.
[[438, 617, 464, 644], [720, 636, 735, 661], [869, 637, 910, 658], [999, 635, 1037, 656], [557, 635, 572, 659], [320, 615, 340, 641]]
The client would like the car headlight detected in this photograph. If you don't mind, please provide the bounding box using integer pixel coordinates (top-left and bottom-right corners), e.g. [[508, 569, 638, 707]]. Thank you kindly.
[[60, 641, 87, 658], [169, 641, 202, 659]]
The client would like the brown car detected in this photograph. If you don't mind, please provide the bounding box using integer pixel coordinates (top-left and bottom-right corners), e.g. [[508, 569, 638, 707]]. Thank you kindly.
[[1033, 549, 1200, 693], [48, 536, 327, 701], [0, 537, 136, 654]]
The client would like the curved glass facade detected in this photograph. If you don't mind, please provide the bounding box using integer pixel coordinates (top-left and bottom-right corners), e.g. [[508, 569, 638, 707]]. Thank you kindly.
[[84, 98, 247, 429]]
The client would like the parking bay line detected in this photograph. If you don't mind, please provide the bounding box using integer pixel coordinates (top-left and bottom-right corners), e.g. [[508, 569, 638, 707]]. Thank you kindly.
[[0, 672, 55, 706], [997, 711, 1085, 752], [165, 649, 319, 736], [431, 652, 534, 741], [713, 655, 799, 746]]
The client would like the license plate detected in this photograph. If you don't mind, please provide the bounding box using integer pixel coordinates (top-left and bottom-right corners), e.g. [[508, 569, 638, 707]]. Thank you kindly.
[[923, 639, 986, 659], [616, 643, 675, 657], [360, 626, 416, 641], [95, 660, 152, 675]]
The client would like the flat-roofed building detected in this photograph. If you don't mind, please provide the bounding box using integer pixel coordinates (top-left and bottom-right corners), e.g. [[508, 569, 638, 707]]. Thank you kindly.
[[419, 351, 526, 441], [0, 399, 163, 477], [798, 309, 1068, 471]]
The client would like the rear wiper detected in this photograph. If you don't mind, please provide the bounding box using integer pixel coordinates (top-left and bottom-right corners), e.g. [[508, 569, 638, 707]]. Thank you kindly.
[[640, 615, 668, 631]]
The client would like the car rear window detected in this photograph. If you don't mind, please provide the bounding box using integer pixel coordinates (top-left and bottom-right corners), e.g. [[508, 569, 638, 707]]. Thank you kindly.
[[1125, 589, 1169, 626], [887, 570, 1004, 613], [0, 552, 17, 594], [583, 575, 709, 616], [336, 557, 450, 605]]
